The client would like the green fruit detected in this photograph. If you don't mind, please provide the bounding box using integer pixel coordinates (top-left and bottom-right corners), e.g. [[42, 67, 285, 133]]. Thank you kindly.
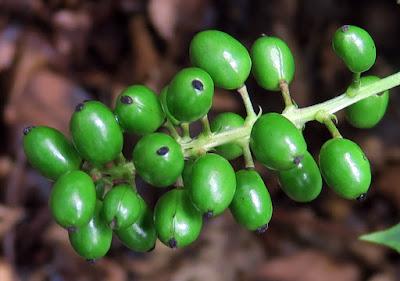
[[166, 67, 214, 122], [250, 113, 307, 170], [116, 197, 157, 252], [159, 86, 180, 125], [182, 159, 195, 186], [70, 101, 123, 166], [319, 138, 371, 200], [210, 112, 244, 160], [190, 30, 252, 90], [188, 153, 236, 217], [114, 85, 165, 135], [345, 76, 389, 128], [230, 169, 272, 232], [154, 189, 202, 248], [332, 25, 376, 73], [50, 170, 96, 228], [278, 151, 322, 202], [251, 36, 295, 91], [133, 133, 184, 187], [101, 184, 142, 230], [69, 201, 112, 260], [23, 126, 81, 180]]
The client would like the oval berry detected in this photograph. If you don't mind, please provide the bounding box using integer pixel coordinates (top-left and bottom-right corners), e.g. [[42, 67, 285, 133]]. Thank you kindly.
[[251, 36, 295, 91], [319, 138, 371, 200], [250, 113, 307, 170], [154, 189, 202, 248], [50, 170, 96, 228], [159, 86, 180, 125], [70, 101, 123, 166], [332, 25, 376, 73], [345, 76, 389, 128], [210, 112, 244, 160], [69, 201, 112, 260], [132, 133, 184, 187], [189, 30, 252, 90], [166, 67, 214, 122], [230, 169, 272, 232], [187, 153, 236, 217], [278, 151, 322, 202], [101, 184, 142, 230], [23, 126, 81, 180]]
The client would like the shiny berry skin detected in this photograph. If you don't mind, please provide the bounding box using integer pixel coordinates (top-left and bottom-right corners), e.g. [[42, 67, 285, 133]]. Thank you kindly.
[[230, 169, 272, 231], [210, 112, 244, 160], [166, 67, 214, 122], [251, 36, 295, 91], [23, 126, 81, 180], [345, 76, 389, 128], [332, 25, 376, 73], [114, 85, 165, 135], [132, 133, 184, 187], [189, 30, 252, 90], [50, 170, 96, 228], [159, 86, 180, 125], [70, 101, 123, 166], [319, 138, 371, 200], [69, 201, 112, 260], [187, 153, 236, 217], [278, 151, 322, 202], [116, 197, 157, 252], [250, 113, 307, 170], [154, 189, 202, 248], [101, 184, 142, 230]]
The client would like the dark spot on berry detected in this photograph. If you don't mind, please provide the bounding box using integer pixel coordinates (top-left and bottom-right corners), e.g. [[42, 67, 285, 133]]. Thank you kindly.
[[75, 103, 84, 112], [86, 259, 96, 264], [120, 95, 133, 104], [357, 193, 367, 202], [168, 238, 177, 249], [66, 226, 77, 233], [293, 155, 303, 165], [109, 218, 117, 229], [147, 244, 156, 252], [192, 79, 204, 91], [341, 25, 350, 32], [377, 92, 385, 96], [256, 224, 268, 234], [23, 126, 35, 136], [203, 211, 213, 219], [156, 146, 169, 156]]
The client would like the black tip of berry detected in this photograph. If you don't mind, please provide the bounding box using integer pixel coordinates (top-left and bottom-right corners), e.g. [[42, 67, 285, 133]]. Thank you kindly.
[[168, 238, 177, 249], [203, 211, 213, 219], [147, 244, 156, 252], [86, 259, 96, 264], [293, 155, 303, 166], [341, 25, 350, 32], [192, 79, 204, 91], [66, 226, 77, 233], [75, 103, 84, 112], [23, 126, 34, 135], [256, 224, 268, 234], [156, 146, 169, 156], [120, 95, 133, 104], [357, 193, 367, 202]]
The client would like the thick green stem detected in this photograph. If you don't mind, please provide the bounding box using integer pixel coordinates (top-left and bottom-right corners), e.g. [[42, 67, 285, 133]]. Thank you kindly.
[[181, 123, 191, 140], [279, 80, 294, 108], [164, 120, 181, 140], [237, 84, 256, 119], [240, 140, 255, 169], [315, 111, 342, 139], [201, 115, 212, 136]]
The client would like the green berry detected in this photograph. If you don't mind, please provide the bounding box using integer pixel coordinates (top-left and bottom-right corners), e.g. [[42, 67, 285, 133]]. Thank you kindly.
[[230, 169, 272, 232], [345, 76, 389, 128], [251, 36, 295, 91], [69, 200, 112, 260], [154, 189, 202, 248], [70, 101, 123, 166], [116, 197, 157, 252], [189, 30, 252, 90], [114, 85, 165, 135], [187, 153, 236, 217], [332, 25, 376, 73], [319, 138, 371, 200], [101, 184, 142, 230], [132, 133, 184, 187], [23, 126, 81, 180], [278, 151, 322, 202], [50, 170, 96, 228], [210, 112, 244, 160], [166, 67, 214, 122], [250, 113, 307, 170], [182, 159, 195, 186], [159, 86, 180, 125]]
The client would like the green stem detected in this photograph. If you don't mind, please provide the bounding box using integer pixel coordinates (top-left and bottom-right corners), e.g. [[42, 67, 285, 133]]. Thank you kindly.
[[102, 162, 135, 183], [181, 123, 191, 140], [352, 72, 361, 89], [237, 84, 256, 119], [279, 80, 294, 108], [201, 115, 212, 136], [240, 140, 255, 169], [315, 111, 342, 139], [164, 120, 181, 140]]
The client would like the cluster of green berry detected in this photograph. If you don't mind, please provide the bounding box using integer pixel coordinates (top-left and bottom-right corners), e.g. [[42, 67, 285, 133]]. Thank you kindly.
[[22, 25, 390, 260]]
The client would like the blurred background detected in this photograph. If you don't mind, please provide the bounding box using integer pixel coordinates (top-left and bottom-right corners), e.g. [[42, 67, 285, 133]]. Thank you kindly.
[[1, 0, 400, 280]]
